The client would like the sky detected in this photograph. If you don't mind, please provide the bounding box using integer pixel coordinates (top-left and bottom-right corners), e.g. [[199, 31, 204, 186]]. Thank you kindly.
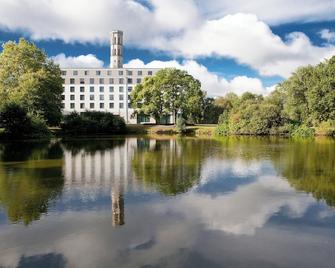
[[0, 0, 335, 97]]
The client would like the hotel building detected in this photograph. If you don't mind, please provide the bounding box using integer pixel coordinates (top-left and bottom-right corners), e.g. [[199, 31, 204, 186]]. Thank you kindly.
[[61, 30, 163, 124]]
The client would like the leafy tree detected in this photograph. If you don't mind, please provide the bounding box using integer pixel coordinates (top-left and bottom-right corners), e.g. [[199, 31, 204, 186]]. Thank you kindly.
[[0, 38, 63, 126], [131, 68, 205, 124]]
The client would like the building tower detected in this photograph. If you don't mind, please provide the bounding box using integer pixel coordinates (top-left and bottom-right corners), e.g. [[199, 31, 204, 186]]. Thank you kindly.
[[110, 30, 123, 68]]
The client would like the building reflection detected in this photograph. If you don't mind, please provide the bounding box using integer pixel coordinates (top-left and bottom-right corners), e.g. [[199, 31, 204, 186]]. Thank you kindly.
[[62, 138, 138, 227]]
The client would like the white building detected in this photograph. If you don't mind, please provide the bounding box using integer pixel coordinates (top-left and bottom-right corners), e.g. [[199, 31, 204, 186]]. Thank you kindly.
[[61, 30, 166, 124]]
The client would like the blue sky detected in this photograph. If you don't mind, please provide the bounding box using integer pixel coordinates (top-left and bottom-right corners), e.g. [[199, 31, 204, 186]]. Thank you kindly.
[[0, 0, 334, 96]]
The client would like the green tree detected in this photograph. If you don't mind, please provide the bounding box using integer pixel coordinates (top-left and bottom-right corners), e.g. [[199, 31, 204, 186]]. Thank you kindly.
[[0, 38, 63, 126], [131, 68, 205, 124]]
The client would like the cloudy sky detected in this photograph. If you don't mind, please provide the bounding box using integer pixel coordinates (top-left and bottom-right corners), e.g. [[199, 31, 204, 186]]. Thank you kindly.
[[0, 0, 335, 96]]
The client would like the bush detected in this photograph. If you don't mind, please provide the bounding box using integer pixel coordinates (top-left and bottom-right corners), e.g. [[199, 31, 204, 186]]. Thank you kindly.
[[0, 102, 50, 139], [315, 120, 335, 136], [291, 125, 315, 138], [176, 117, 187, 133], [215, 123, 230, 136], [61, 111, 126, 135]]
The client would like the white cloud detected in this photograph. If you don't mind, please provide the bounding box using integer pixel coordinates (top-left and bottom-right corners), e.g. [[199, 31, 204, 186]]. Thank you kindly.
[[1, 1, 335, 78], [319, 29, 335, 42], [125, 59, 275, 96], [195, 0, 335, 25], [51, 53, 104, 68]]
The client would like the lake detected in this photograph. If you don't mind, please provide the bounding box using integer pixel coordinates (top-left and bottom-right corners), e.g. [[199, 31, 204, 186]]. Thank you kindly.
[[0, 136, 335, 268]]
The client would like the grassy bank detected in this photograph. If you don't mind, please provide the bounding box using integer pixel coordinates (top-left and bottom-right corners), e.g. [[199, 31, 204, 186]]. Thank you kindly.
[[126, 124, 217, 136]]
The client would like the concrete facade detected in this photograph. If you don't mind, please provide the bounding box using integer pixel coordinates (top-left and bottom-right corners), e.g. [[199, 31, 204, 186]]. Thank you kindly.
[[61, 31, 165, 124]]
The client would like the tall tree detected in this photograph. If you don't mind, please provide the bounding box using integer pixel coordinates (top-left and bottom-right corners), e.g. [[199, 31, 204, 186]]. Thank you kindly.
[[0, 38, 63, 125], [131, 68, 205, 124]]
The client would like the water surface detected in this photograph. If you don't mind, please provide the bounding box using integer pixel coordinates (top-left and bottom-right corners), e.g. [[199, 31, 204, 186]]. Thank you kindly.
[[0, 137, 335, 268]]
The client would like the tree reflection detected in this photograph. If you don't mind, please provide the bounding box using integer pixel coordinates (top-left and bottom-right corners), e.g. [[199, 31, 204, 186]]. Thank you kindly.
[[132, 138, 214, 195], [272, 138, 335, 207], [0, 141, 64, 225]]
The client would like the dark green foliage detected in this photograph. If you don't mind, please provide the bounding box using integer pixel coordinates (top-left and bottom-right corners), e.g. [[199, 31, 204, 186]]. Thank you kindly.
[[0, 102, 50, 139], [176, 117, 187, 133], [61, 111, 126, 135]]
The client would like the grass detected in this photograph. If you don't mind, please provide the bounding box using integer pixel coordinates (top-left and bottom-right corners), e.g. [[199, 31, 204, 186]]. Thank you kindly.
[[126, 124, 217, 136]]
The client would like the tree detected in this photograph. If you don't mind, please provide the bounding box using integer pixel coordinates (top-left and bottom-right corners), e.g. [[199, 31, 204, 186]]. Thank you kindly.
[[0, 38, 63, 126], [131, 68, 205, 124]]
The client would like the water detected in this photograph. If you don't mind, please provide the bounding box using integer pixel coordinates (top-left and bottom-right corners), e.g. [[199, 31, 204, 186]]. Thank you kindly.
[[0, 137, 335, 268]]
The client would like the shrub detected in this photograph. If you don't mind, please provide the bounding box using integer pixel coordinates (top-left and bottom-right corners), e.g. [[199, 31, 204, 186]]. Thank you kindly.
[[61, 111, 126, 135], [315, 120, 335, 136], [176, 117, 187, 133], [0, 102, 50, 139], [291, 125, 315, 138], [215, 123, 230, 136]]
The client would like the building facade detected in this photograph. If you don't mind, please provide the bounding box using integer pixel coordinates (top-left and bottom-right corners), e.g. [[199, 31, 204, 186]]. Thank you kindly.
[[61, 30, 162, 124]]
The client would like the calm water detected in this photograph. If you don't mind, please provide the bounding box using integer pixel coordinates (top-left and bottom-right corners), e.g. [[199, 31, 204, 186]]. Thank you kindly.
[[0, 137, 335, 268]]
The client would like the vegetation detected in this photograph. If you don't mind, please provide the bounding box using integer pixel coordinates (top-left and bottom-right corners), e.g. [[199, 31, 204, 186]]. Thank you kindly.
[[215, 56, 335, 137], [0, 38, 63, 126], [61, 111, 126, 135], [0, 102, 51, 139], [130, 68, 206, 124]]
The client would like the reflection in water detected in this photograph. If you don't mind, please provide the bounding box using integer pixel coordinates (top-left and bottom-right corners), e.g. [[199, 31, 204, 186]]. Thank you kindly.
[[0, 137, 335, 268], [0, 142, 64, 225]]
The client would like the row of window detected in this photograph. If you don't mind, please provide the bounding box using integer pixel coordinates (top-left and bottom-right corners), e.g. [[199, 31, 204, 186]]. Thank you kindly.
[[62, 70, 152, 76], [64, 94, 128, 101], [66, 86, 132, 93], [66, 103, 130, 109], [68, 77, 141, 85]]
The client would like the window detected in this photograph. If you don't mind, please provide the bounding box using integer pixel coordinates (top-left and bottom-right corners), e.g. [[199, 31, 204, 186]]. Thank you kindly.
[[137, 70, 142, 76], [61, 103, 65, 108], [80, 103, 85, 109], [109, 103, 114, 109], [119, 94, 124, 101], [80, 78, 85, 84], [80, 95, 85, 101], [119, 86, 124, 93], [119, 78, 124, 84], [70, 103, 75, 109], [90, 95, 94, 101], [90, 103, 95, 109], [100, 103, 104, 109], [70, 78, 75, 84], [148, 71, 153, 75], [73, 70, 78, 76], [70, 86, 75, 92], [109, 95, 114, 100], [107, 70, 112, 76], [90, 78, 94, 84], [70, 95, 75, 101], [127, 78, 133, 84], [119, 103, 124, 109], [128, 86, 132, 92], [100, 95, 104, 101], [99, 86, 104, 92], [136, 78, 141, 84], [61, 95, 65, 100], [127, 70, 133, 75], [109, 86, 114, 92], [128, 103, 132, 108], [84, 70, 89, 75], [90, 86, 94, 92], [80, 86, 85, 92], [99, 78, 104, 84], [96, 70, 101, 75], [118, 70, 123, 75], [109, 78, 114, 84], [61, 71, 67, 76]]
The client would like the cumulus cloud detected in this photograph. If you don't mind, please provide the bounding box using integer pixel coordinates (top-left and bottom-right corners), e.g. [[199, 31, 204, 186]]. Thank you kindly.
[[319, 29, 335, 43], [51, 53, 104, 68], [1, 1, 334, 78], [125, 59, 275, 96]]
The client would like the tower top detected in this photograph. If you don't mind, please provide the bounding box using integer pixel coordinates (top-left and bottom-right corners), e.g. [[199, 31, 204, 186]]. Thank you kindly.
[[110, 31, 123, 68]]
